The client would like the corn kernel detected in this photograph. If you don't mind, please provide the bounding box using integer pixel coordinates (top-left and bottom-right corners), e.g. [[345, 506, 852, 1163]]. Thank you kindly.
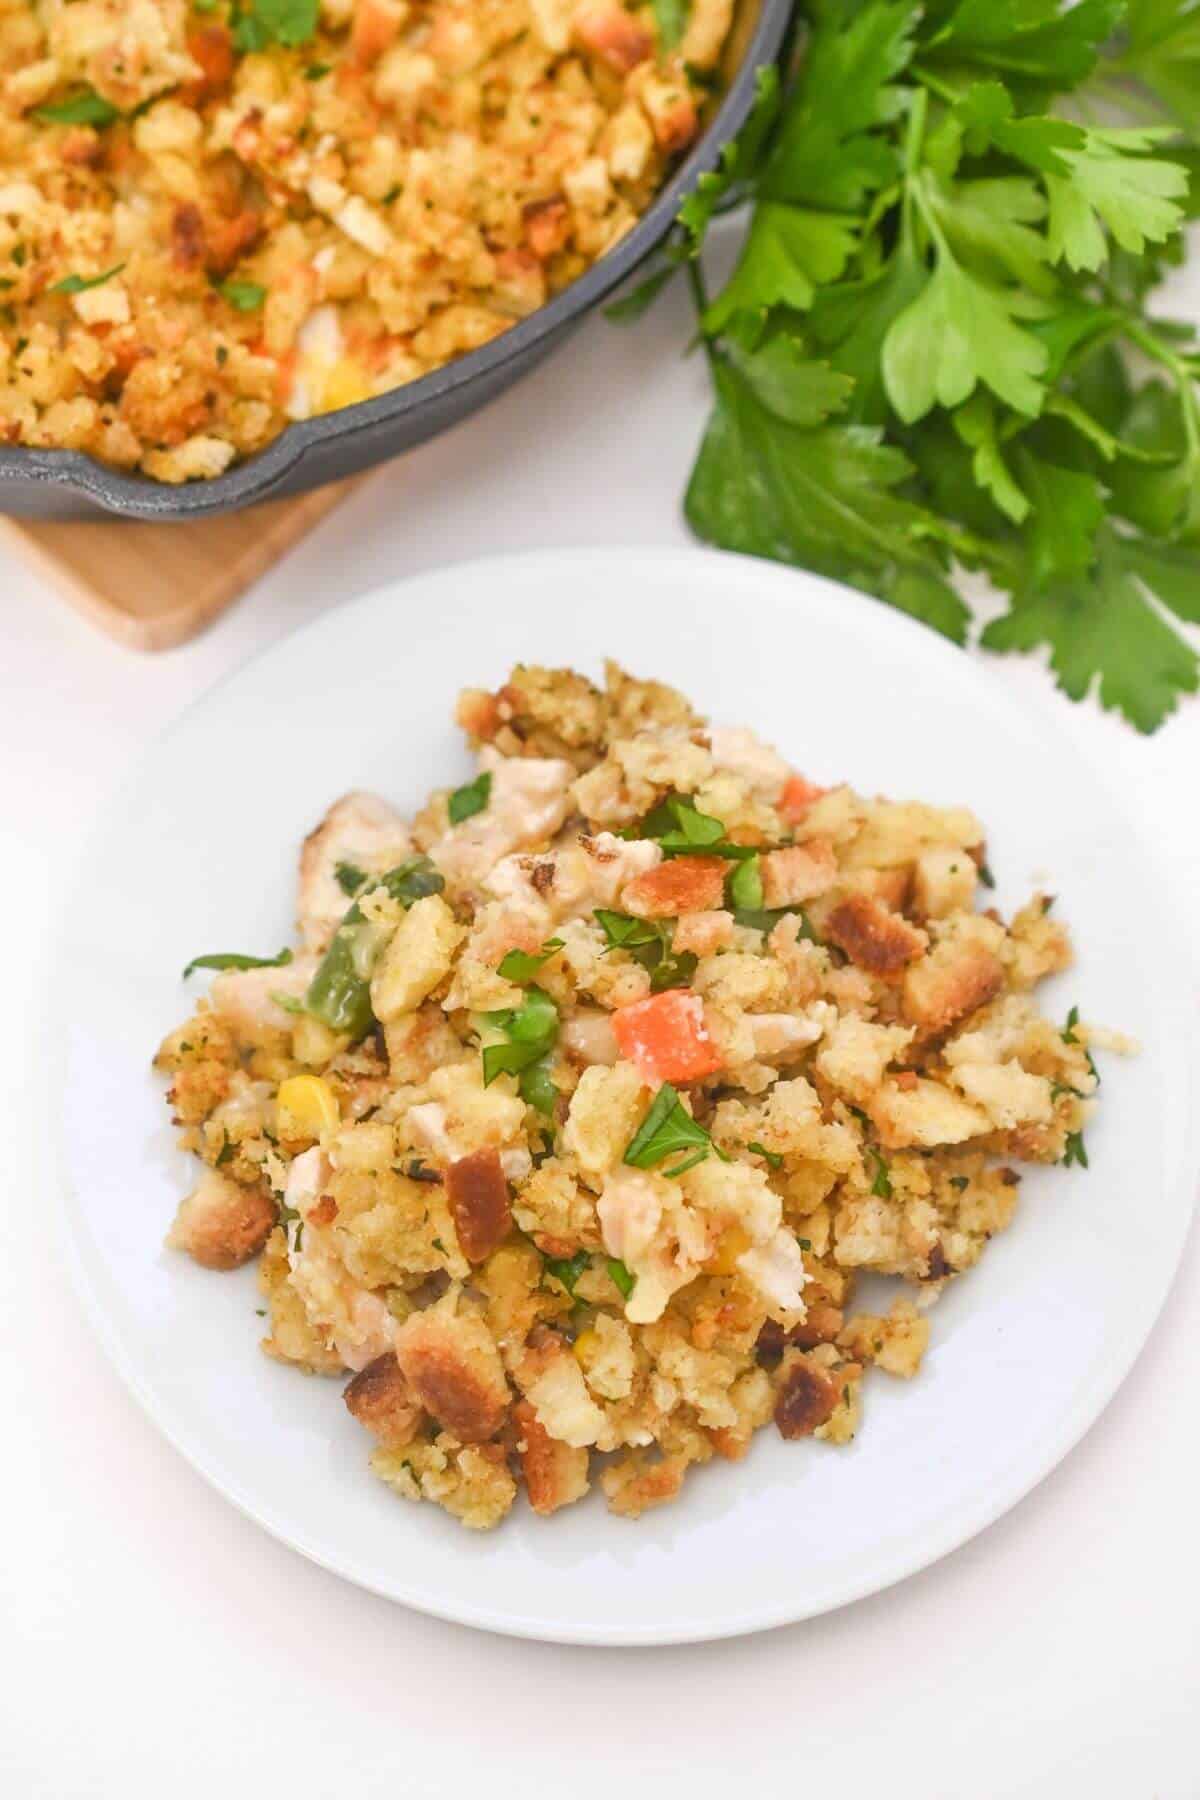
[[708, 1222, 752, 1276], [276, 1074, 340, 1140], [572, 1328, 601, 1372]]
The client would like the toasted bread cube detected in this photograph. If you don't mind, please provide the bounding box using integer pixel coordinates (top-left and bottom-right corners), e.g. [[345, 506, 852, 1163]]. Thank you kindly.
[[166, 1170, 275, 1270], [512, 1398, 591, 1515], [622, 855, 728, 918], [903, 935, 1004, 1034], [760, 839, 838, 908], [825, 893, 927, 977], [394, 1301, 510, 1443], [446, 1148, 512, 1264], [344, 1352, 423, 1446]]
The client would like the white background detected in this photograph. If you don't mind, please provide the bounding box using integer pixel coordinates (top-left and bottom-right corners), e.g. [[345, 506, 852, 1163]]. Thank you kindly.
[[3, 256, 1198, 1798]]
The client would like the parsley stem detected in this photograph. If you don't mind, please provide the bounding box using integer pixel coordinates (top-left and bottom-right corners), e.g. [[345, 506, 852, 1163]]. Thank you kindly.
[[1120, 316, 1200, 461], [910, 63, 959, 106], [686, 257, 717, 369]]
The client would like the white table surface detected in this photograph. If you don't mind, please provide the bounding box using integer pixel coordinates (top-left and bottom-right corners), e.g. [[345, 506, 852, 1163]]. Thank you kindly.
[[3, 262, 1198, 1800]]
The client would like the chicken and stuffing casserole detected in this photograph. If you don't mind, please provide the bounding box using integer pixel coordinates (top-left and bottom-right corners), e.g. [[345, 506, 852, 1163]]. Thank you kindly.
[[0, 0, 729, 481], [156, 661, 1118, 1529]]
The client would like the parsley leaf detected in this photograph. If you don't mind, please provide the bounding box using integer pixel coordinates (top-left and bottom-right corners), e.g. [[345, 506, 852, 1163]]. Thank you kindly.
[[624, 1083, 717, 1176], [335, 861, 368, 896], [650, 0, 689, 51], [231, 0, 318, 50], [606, 1257, 636, 1300], [543, 1250, 589, 1294], [220, 278, 266, 311], [183, 947, 293, 978], [49, 264, 124, 295], [481, 987, 560, 1104], [983, 525, 1200, 729], [448, 770, 492, 824], [748, 1140, 783, 1168], [618, 0, 1200, 732], [1062, 1129, 1089, 1168], [497, 939, 564, 982], [35, 88, 120, 127], [593, 909, 697, 991]]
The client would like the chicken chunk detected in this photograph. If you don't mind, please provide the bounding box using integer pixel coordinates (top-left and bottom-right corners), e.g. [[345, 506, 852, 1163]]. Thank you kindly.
[[298, 791, 413, 953]]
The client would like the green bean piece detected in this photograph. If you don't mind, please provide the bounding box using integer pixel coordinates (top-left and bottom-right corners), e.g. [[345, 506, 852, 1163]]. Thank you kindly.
[[304, 856, 444, 1039]]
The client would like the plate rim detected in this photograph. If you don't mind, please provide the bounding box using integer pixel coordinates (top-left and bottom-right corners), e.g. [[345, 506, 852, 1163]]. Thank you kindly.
[[50, 544, 1200, 1646]]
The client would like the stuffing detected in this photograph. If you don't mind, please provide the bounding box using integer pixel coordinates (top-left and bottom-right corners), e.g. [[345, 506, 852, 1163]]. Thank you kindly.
[[869, 1077, 991, 1150], [815, 1015, 916, 1102], [155, 659, 1115, 1528], [372, 1436, 517, 1530], [839, 1299, 931, 1377], [2, 6, 724, 481]]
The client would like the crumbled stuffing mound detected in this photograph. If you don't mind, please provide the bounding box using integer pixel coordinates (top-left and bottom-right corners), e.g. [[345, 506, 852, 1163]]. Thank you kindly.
[[155, 659, 1119, 1527], [0, 0, 727, 479]]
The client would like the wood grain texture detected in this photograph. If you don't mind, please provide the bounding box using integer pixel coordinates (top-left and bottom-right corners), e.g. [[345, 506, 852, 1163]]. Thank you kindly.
[[1, 478, 356, 651]]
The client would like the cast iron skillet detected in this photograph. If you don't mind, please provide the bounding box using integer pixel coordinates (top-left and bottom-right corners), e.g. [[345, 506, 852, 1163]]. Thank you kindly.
[[0, 0, 792, 521]]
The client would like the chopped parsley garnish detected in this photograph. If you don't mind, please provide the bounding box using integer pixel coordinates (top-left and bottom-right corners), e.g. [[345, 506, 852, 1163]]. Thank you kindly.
[[230, 0, 319, 52], [49, 263, 125, 295], [949, 1175, 969, 1192], [215, 1133, 235, 1166], [304, 61, 332, 78], [606, 1257, 635, 1300], [448, 769, 492, 825], [748, 1140, 782, 1169], [183, 946, 293, 978], [868, 1149, 893, 1199], [1062, 1005, 1081, 1044], [1063, 1130, 1089, 1169], [593, 910, 697, 992], [796, 1237, 812, 1252], [978, 860, 996, 890], [220, 278, 266, 312], [497, 938, 564, 983], [638, 795, 758, 861], [35, 89, 120, 127], [543, 1249, 589, 1295], [335, 860, 368, 896], [623, 1082, 720, 1178], [481, 986, 560, 1114]]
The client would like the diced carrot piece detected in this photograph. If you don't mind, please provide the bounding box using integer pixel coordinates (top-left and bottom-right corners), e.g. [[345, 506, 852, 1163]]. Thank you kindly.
[[611, 990, 724, 1085], [779, 774, 828, 825], [622, 855, 727, 919]]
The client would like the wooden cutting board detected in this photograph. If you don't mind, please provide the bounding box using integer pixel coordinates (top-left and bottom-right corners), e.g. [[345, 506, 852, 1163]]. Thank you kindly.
[[1, 477, 357, 652]]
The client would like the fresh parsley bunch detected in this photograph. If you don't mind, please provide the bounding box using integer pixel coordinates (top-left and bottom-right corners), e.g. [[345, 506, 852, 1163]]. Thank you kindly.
[[619, 0, 1200, 730]]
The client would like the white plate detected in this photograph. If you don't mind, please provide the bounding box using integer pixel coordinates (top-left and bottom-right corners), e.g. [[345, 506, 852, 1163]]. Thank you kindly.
[[55, 547, 1197, 1646]]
